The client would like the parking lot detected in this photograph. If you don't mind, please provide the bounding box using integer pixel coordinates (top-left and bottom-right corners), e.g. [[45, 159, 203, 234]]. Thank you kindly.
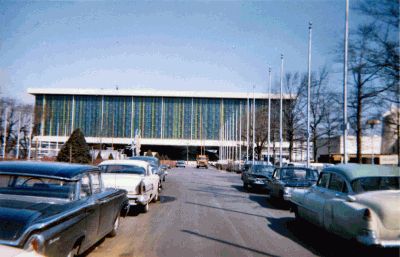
[[86, 166, 399, 257]]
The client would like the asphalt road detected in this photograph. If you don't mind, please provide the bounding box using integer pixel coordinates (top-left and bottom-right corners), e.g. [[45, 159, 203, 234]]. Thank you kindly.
[[86, 166, 399, 257]]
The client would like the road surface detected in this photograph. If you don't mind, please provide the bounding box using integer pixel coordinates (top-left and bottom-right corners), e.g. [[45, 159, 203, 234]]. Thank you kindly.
[[86, 166, 399, 257]]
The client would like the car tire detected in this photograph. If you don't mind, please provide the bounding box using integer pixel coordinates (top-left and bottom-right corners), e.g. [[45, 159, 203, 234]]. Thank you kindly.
[[108, 215, 120, 237], [243, 182, 248, 190], [141, 202, 149, 213]]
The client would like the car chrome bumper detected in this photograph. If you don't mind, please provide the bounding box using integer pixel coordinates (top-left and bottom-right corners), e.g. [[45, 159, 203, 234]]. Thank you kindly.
[[357, 231, 400, 247], [127, 194, 147, 205]]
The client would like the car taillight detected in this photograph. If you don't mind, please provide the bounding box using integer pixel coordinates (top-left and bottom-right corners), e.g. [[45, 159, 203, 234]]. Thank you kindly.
[[24, 234, 44, 253], [363, 208, 372, 221]]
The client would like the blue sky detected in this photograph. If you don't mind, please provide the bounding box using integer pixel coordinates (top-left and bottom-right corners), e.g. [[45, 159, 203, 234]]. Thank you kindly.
[[0, 0, 365, 103]]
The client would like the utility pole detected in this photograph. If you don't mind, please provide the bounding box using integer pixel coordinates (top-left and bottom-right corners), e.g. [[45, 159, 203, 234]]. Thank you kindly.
[[279, 54, 284, 167], [343, 0, 349, 164], [267, 67, 272, 165], [307, 22, 312, 167]]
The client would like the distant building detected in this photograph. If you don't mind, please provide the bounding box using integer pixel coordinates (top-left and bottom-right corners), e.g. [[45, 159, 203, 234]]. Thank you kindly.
[[317, 135, 387, 164], [381, 106, 399, 155]]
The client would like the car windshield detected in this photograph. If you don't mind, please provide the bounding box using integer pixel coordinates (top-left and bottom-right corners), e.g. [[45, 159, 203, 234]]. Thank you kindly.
[[280, 168, 317, 180], [351, 176, 400, 193], [0, 174, 76, 199], [100, 165, 146, 175], [252, 165, 274, 174]]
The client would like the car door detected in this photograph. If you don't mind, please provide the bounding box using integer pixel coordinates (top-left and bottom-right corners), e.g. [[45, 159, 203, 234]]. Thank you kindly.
[[148, 167, 159, 196], [323, 173, 350, 233], [142, 166, 154, 200], [89, 171, 116, 238], [302, 172, 331, 226], [79, 174, 101, 251], [270, 169, 282, 197]]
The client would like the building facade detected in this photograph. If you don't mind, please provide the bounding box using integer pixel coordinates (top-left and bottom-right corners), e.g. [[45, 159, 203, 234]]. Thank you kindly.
[[29, 88, 292, 152]]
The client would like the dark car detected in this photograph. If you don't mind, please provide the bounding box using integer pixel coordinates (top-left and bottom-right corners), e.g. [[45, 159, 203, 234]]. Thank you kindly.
[[0, 161, 129, 257], [129, 156, 165, 188], [242, 165, 274, 191], [267, 167, 318, 201]]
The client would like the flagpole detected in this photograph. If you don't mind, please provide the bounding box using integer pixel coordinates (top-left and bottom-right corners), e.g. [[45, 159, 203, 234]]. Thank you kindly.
[[267, 67, 272, 165], [279, 54, 284, 167], [246, 97, 249, 161], [252, 85, 255, 164], [343, 0, 349, 164], [307, 22, 312, 167]]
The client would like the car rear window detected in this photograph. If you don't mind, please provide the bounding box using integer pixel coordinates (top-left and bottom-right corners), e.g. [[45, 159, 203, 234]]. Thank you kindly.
[[0, 174, 76, 199], [351, 176, 400, 193], [100, 165, 145, 175]]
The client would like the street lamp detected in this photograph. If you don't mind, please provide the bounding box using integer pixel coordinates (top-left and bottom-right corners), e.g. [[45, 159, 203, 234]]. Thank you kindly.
[[366, 119, 381, 165]]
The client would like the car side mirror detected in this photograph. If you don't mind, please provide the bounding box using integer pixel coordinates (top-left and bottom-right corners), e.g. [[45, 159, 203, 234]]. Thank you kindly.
[[346, 195, 356, 202]]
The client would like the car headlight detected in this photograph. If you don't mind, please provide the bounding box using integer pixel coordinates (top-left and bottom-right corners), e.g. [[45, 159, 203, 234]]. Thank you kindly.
[[24, 234, 45, 253]]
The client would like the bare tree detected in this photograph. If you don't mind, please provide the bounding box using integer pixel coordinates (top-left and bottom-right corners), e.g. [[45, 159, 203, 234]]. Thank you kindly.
[[283, 72, 306, 162], [0, 98, 33, 159]]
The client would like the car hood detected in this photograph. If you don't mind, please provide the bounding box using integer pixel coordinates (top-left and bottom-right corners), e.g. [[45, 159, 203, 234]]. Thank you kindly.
[[282, 179, 315, 187], [102, 173, 143, 194], [356, 190, 400, 230], [0, 198, 68, 241]]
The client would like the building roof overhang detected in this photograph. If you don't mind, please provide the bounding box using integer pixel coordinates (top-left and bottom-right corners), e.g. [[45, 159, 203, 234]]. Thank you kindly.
[[27, 88, 294, 100]]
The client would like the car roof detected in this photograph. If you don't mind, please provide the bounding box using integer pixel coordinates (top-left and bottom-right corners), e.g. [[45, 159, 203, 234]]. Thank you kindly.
[[322, 164, 400, 182], [0, 161, 97, 180], [99, 159, 149, 170]]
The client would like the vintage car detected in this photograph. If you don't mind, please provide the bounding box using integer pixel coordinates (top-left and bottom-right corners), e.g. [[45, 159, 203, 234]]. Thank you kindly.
[[176, 160, 186, 168], [267, 167, 318, 201], [99, 159, 160, 213], [0, 161, 129, 257], [159, 165, 169, 182], [290, 164, 400, 247], [242, 164, 274, 191], [129, 156, 165, 188]]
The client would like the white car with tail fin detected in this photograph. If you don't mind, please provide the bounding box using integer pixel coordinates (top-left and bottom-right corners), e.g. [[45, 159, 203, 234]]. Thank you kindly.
[[99, 160, 160, 213]]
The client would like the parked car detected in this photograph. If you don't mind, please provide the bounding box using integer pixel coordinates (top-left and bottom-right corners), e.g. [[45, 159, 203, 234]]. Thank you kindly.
[[159, 165, 169, 182], [0, 161, 129, 257], [290, 164, 400, 248], [242, 165, 275, 191], [129, 156, 164, 189], [99, 160, 160, 213], [176, 160, 186, 168], [267, 167, 318, 201]]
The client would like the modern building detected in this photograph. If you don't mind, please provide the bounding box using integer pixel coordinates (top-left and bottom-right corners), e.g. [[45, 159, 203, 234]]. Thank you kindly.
[[28, 88, 293, 158]]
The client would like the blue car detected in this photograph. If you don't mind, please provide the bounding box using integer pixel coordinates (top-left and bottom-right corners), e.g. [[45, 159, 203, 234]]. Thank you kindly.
[[0, 161, 129, 257]]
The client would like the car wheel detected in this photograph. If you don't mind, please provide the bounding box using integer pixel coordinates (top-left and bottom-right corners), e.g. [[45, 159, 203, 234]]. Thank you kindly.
[[141, 202, 149, 213], [108, 215, 120, 237], [243, 182, 248, 190]]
